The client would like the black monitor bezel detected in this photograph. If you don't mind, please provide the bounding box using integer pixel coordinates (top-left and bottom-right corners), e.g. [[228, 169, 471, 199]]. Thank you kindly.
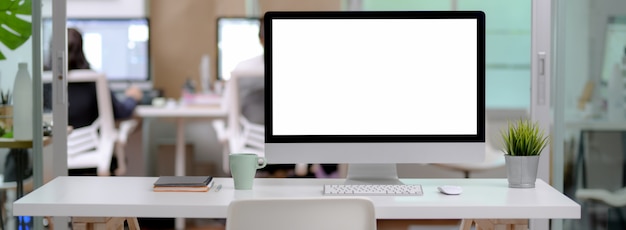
[[264, 11, 485, 143]]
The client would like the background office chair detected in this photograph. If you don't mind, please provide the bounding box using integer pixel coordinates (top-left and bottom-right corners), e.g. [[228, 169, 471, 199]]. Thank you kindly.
[[433, 110, 528, 178], [226, 197, 376, 230], [574, 130, 626, 229], [43, 70, 135, 176], [214, 72, 308, 176], [576, 188, 626, 229], [433, 143, 506, 178], [213, 74, 265, 174]]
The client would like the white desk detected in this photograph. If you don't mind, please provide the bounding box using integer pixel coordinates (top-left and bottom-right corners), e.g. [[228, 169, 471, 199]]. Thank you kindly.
[[135, 105, 227, 176], [14, 177, 580, 221], [135, 105, 227, 230]]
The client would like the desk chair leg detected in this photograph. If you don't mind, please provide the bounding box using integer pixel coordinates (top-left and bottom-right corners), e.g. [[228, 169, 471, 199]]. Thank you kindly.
[[114, 143, 127, 176]]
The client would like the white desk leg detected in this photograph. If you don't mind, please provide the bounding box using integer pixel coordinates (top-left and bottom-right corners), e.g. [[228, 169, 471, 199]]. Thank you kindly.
[[143, 117, 155, 176], [175, 117, 186, 177], [175, 117, 186, 230]]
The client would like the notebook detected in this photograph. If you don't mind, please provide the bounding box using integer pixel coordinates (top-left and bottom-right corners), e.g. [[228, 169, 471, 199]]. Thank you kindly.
[[153, 176, 214, 192]]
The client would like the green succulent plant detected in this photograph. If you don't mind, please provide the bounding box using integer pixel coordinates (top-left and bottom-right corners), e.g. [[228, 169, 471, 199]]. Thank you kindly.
[[0, 0, 32, 60], [0, 89, 9, 105], [501, 119, 549, 156]]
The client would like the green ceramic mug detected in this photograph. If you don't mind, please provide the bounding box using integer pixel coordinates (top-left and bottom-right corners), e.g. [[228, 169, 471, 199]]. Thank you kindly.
[[229, 153, 267, 190]]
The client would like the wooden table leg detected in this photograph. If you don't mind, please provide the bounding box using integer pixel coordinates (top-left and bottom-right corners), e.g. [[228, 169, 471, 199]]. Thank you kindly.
[[126, 217, 140, 230], [459, 219, 474, 230], [72, 217, 139, 230], [463, 219, 528, 230]]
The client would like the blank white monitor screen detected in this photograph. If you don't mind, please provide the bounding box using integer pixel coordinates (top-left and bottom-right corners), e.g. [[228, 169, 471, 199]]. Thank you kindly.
[[265, 11, 485, 183]]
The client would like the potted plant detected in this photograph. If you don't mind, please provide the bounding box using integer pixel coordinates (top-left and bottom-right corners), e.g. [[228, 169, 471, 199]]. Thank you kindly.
[[0, 89, 10, 136], [0, 0, 31, 138], [501, 119, 549, 188]]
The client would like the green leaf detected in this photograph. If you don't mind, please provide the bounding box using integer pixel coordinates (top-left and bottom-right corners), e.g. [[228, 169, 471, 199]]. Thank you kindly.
[[0, 0, 32, 60], [500, 118, 549, 156]]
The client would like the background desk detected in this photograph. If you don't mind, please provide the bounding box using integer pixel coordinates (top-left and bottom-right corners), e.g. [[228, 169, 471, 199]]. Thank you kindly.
[[135, 105, 226, 176], [566, 120, 626, 191], [0, 137, 51, 198], [14, 177, 579, 221]]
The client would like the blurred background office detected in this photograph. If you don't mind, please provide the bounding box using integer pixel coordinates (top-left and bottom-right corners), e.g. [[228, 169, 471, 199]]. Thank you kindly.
[[0, 0, 623, 229]]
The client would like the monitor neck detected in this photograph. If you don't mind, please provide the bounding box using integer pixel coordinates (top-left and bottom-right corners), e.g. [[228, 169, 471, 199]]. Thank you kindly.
[[344, 164, 404, 185]]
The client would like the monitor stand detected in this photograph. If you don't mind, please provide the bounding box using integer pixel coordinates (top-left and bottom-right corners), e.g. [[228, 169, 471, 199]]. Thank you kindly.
[[344, 164, 404, 185]]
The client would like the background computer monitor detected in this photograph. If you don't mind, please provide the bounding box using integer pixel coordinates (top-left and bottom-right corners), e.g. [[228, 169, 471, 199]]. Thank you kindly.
[[217, 17, 263, 81], [42, 18, 150, 82], [264, 11, 486, 184], [601, 16, 626, 92]]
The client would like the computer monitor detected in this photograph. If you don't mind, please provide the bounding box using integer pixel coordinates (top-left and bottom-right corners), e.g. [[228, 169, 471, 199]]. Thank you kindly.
[[264, 11, 486, 184], [42, 18, 150, 82], [217, 17, 264, 81]]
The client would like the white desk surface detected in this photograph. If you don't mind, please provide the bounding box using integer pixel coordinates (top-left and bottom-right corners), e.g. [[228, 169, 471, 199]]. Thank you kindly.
[[14, 177, 580, 219], [135, 105, 227, 117]]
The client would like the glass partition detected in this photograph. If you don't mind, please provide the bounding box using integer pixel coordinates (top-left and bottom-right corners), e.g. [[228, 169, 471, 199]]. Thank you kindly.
[[556, 1, 626, 229], [363, 0, 531, 110], [0, 0, 45, 229]]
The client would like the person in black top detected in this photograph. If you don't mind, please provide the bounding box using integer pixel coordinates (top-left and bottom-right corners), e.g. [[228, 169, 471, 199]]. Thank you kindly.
[[43, 28, 143, 129], [41, 28, 144, 176]]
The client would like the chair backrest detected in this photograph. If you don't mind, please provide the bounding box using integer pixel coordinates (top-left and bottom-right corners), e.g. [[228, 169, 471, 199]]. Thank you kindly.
[[226, 71, 264, 141], [226, 197, 377, 230], [43, 70, 117, 176], [225, 68, 265, 155]]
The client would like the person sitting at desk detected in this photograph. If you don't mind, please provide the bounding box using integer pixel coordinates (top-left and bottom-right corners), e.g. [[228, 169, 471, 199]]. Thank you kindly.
[[229, 19, 337, 178], [43, 28, 144, 175], [43, 28, 144, 129]]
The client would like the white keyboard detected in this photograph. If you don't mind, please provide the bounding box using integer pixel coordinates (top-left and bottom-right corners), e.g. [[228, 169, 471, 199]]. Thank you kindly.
[[323, 184, 423, 196]]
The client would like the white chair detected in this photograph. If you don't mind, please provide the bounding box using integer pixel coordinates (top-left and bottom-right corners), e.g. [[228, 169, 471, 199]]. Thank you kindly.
[[433, 143, 506, 178], [43, 70, 135, 176], [433, 110, 529, 178], [575, 188, 626, 229], [213, 73, 265, 174], [226, 197, 377, 230], [214, 72, 307, 175]]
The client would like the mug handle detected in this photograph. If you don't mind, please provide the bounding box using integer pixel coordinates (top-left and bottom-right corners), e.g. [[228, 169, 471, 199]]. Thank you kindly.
[[256, 156, 267, 169]]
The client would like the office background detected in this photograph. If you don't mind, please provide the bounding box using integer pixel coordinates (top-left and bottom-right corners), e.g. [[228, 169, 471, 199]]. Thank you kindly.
[[0, 0, 623, 229], [0, 0, 595, 187]]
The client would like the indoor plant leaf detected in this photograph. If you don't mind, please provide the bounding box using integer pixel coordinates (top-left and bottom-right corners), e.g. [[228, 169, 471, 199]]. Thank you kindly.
[[0, 0, 32, 60], [501, 119, 549, 156]]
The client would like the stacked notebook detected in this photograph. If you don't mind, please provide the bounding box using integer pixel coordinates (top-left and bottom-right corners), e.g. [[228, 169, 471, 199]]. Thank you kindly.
[[153, 176, 214, 192]]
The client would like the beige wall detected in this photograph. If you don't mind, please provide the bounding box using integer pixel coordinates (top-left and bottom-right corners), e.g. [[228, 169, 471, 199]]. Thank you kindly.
[[150, 0, 246, 98], [150, 0, 342, 98], [258, 0, 342, 13]]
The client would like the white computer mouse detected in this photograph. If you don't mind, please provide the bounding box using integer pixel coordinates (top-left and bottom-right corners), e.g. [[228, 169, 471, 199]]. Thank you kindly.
[[437, 185, 462, 195]]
